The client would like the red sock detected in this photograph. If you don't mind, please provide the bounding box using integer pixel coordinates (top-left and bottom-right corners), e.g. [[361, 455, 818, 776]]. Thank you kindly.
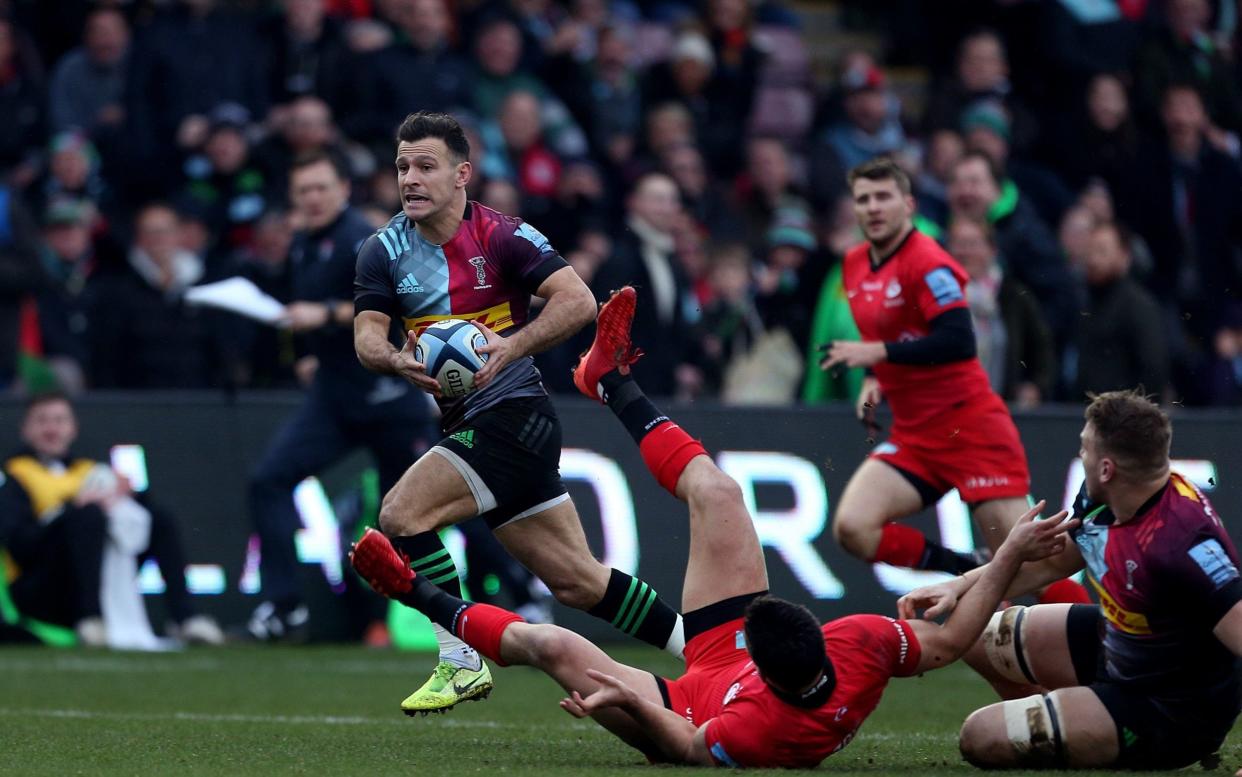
[[638, 421, 708, 495], [1038, 579, 1092, 605], [456, 603, 525, 666], [874, 523, 927, 567]]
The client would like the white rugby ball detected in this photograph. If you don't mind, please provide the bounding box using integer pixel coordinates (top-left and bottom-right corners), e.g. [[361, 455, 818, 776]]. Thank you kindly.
[[414, 319, 489, 398]]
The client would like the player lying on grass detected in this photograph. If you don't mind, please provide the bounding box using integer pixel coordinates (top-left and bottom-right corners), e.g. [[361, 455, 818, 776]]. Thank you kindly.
[[900, 390, 1242, 770], [351, 286, 1079, 767]]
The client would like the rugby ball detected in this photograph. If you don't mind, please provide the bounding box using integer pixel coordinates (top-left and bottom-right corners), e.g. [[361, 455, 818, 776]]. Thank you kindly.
[[415, 319, 489, 398]]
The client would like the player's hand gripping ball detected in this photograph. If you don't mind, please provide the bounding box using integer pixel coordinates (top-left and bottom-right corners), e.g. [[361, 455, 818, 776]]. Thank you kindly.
[[414, 319, 490, 398]]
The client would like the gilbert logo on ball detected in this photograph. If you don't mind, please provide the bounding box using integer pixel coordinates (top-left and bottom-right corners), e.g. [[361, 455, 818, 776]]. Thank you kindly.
[[414, 319, 490, 398]]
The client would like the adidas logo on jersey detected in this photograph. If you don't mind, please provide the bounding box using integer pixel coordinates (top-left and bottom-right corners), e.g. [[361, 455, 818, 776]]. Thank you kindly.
[[396, 273, 424, 295]]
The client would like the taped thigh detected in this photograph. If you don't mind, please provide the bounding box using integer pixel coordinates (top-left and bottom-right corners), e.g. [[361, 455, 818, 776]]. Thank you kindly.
[[982, 605, 1037, 684]]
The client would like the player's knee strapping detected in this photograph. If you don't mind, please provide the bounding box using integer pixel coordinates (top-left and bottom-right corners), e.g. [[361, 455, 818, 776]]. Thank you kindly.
[[982, 605, 1038, 684], [1000, 693, 1066, 766], [638, 422, 707, 495]]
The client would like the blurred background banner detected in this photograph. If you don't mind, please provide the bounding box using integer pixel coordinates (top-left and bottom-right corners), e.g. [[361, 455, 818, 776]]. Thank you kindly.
[[1, 393, 1234, 642]]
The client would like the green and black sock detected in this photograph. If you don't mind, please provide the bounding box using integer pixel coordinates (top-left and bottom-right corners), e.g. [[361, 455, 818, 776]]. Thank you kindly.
[[588, 568, 685, 657]]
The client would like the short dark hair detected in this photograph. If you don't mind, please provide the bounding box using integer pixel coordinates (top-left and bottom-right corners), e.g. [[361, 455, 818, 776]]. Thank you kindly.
[[396, 112, 470, 162], [955, 150, 1004, 187], [743, 596, 826, 691], [1084, 389, 1171, 477], [23, 390, 72, 419], [290, 149, 349, 181], [846, 157, 912, 196]]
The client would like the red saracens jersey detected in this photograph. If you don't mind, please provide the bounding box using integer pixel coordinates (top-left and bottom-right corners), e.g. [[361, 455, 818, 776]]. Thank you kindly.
[[698, 615, 921, 768], [842, 229, 1001, 434]]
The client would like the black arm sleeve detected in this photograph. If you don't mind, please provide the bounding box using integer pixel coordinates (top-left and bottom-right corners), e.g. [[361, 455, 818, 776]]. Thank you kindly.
[[883, 307, 977, 365]]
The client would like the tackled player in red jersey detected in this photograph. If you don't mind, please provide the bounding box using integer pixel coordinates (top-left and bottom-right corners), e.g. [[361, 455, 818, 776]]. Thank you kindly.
[[902, 390, 1242, 770], [350, 287, 1079, 768], [820, 158, 1089, 605]]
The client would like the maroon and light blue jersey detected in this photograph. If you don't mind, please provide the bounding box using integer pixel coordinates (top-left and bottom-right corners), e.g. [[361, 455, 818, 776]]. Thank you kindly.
[[1071, 473, 1242, 691], [354, 202, 569, 430]]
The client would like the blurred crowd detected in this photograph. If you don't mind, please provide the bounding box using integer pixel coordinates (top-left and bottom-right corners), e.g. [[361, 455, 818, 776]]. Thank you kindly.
[[0, 0, 1240, 405]]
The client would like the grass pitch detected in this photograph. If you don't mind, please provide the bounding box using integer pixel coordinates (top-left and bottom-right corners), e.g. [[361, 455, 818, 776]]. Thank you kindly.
[[1, 645, 1238, 776]]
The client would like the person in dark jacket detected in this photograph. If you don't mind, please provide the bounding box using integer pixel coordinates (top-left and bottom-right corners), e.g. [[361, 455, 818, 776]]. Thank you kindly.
[[1074, 221, 1169, 400], [948, 216, 1055, 406], [244, 151, 436, 640], [0, 184, 43, 390]]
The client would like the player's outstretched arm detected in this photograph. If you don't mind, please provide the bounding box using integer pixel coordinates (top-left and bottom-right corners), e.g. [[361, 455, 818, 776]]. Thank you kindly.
[[905, 502, 1078, 673], [561, 669, 714, 765], [898, 520, 1086, 620], [473, 266, 596, 389]]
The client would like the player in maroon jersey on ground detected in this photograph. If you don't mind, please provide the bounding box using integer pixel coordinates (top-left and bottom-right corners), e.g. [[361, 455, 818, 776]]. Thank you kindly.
[[353, 113, 684, 715], [819, 158, 1089, 605], [350, 287, 1079, 767], [900, 390, 1242, 770]]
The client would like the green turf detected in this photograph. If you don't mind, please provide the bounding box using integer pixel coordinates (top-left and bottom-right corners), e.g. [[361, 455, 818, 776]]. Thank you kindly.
[[0, 645, 1237, 775]]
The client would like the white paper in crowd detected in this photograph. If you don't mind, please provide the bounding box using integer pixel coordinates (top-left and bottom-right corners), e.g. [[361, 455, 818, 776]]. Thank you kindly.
[[184, 276, 286, 325]]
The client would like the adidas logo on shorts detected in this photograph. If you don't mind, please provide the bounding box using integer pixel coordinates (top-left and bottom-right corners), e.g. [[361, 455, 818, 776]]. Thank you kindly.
[[397, 273, 424, 295]]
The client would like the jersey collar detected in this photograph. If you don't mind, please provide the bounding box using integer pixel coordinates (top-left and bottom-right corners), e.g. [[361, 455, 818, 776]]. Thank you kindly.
[[869, 226, 916, 271]]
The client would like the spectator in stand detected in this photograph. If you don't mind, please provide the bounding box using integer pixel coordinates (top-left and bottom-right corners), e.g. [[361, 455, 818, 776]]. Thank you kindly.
[[86, 203, 223, 389], [661, 141, 742, 240], [1128, 84, 1242, 358], [124, 0, 269, 195], [1053, 73, 1147, 195], [638, 101, 696, 174], [1074, 220, 1169, 399], [540, 158, 610, 250], [260, 0, 356, 115], [736, 137, 811, 253], [0, 184, 43, 392], [32, 199, 103, 393], [47, 7, 129, 138], [948, 216, 1055, 407], [543, 24, 642, 166], [1134, 0, 1241, 138], [1207, 308, 1242, 405], [913, 129, 964, 232], [0, 17, 46, 188], [254, 96, 346, 206], [960, 100, 1074, 227], [754, 203, 824, 355], [947, 151, 1075, 346], [348, 0, 468, 147], [1058, 204, 1097, 275], [820, 61, 906, 172], [28, 131, 116, 230], [701, 0, 763, 174], [696, 242, 765, 397], [479, 177, 522, 218], [494, 90, 562, 200], [591, 172, 699, 398], [178, 103, 271, 259], [924, 28, 1036, 155]]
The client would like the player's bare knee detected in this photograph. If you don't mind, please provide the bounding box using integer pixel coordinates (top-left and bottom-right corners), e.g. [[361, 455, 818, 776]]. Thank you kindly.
[[689, 469, 743, 517], [832, 514, 878, 559], [545, 577, 597, 611], [959, 708, 1012, 768]]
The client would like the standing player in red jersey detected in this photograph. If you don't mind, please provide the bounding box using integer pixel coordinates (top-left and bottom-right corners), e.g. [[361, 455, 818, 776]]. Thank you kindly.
[[353, 113, 684, 715], [350, 288, 1079, 768], [901, 391, 1242, 770], [819, 158, 1089, 604]]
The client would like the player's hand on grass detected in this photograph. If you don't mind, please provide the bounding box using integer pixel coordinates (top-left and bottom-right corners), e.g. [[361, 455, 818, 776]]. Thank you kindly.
[[559, 668, 638, 718], [471, 323, 514, 390], [994, 500, 1078, 564], [819, 340, 886, 371], [390, 331, 441, 395]]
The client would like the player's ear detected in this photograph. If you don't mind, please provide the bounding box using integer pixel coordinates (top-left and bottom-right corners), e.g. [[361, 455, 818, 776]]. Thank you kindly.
[[456, 159, 473, 189]]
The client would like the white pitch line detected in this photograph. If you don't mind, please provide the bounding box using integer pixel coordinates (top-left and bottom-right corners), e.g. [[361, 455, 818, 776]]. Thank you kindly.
[[0, 707, 603, 733]]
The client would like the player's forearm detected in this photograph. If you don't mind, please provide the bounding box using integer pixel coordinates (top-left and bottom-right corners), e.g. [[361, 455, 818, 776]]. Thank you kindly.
[[625, 698, 705, 764], [938, 549, 1025, 656], [507, 287, 596, 358], [355, 326, 399, 376]]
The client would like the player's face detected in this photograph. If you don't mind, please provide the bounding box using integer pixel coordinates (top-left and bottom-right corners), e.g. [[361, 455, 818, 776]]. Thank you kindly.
[[290, 160, 349, 231], [21, 400, 78, 460], [395, 138, 471, 223], [1080, 423, 1108, 501], [851, 177, 913, 247]]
